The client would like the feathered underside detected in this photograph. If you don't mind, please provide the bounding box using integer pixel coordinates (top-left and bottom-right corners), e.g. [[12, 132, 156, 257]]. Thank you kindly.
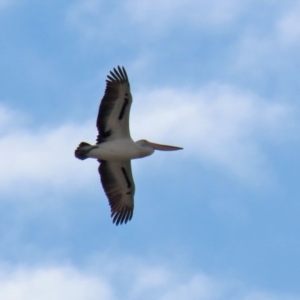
[[96, 66, 132, 144], [98, 160, 135, 225]]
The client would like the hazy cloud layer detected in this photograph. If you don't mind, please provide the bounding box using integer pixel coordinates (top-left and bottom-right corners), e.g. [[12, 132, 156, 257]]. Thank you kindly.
[[130, 84, 293, 183], [0, 81, 293, 196], [234, 3, 300, 78], [0, 0, 12, 9], [66, 0, 300, 95], [276, 1, 300, 46], [0, 265, 112, 300], [0, 105, 96, 195], [0, 259, 297, 300], [1, 2, 300, 298], [66, 0, 246, 41]]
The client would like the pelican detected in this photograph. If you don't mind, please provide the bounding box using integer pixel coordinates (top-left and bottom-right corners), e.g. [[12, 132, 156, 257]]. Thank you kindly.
[[75, 66, 182, 225]]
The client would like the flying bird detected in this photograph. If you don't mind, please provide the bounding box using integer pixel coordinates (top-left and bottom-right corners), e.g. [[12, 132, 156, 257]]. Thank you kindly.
[[75, 66, 182, 225]]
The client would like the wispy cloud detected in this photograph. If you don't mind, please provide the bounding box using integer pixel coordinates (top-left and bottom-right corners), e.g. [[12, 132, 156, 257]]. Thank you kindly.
[[123, 0, 246, 30], [0, 80, 293, 198], [0, 105, 96, 196], [0, 259, 297, 300], [0, 0, 13, 9], [233, 1, 300, 79], [131, 84, 293, 183], [0, 105, 26, 132], [1, 2, 300, 298], [65, 0, 300, 104], [0, 264, 113, 300], [66, 0, 246, 41], [276, 1, 300, 47]]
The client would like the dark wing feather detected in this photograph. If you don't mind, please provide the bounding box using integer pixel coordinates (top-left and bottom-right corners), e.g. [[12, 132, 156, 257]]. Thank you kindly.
[[96, 66, 132, 143], [98, 160, 135, 225]]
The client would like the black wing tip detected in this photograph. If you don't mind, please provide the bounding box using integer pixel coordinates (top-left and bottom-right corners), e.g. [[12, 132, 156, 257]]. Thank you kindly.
[[111, 207, 133, 226], [106, 65, 128, 83]]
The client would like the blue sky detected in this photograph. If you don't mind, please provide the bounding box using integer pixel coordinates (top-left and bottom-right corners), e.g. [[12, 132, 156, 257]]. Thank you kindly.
[[0, 0, 300, 299]]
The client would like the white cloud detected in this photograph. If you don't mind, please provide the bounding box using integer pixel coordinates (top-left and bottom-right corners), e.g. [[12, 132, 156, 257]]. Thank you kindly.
[[0, 265, 113, 300], [66, 0, 247, 41], [131, 84, 293, 183], [66, 0, 300, 88], [0, 260, 297, 300], [123, 0, 245, 30], [0, 0, 11, 8], [0, 105, 97, 196], [276, 1, 300, 47], [66, 0, 106, 41], [234, 2, 300, 75], [0, 105, 26, 133], [242, 292, 297, 300], [0, 82, 293, 197], [0, 0, 18, 10]]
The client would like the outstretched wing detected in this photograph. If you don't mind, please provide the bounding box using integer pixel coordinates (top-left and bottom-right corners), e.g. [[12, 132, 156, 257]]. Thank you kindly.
[[98, 160, 135, 225], [96, 66, 132, 143]]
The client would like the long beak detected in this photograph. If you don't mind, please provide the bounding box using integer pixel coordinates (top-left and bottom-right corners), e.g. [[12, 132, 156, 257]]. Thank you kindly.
[[146, 141, 183, 151]]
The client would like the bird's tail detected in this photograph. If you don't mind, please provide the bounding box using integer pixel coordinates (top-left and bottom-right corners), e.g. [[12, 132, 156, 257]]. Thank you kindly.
[[74, 142, 92, 160]]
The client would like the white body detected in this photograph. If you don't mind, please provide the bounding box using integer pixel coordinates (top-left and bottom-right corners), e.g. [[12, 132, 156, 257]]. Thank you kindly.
[[87, 139, 154, 161]]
